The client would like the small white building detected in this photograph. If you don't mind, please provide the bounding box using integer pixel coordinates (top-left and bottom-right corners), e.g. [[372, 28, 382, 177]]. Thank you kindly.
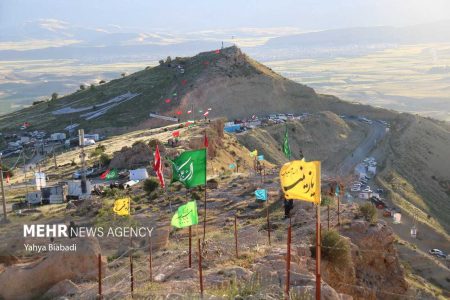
[[67, 180, 92, 200], [50, 132, 67, 141], [130, 168, 149, 181], [35, 172, 46, 190], [368, 165, 377, 174]]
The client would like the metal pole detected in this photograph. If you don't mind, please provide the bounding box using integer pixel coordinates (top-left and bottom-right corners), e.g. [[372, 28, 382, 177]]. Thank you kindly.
[[130, 236, 134, 298], [315, 205, 321, 300], [285, 217, 292, 299], [337, 195, 340, 227], [198, 238, 204, 297], [130, 254, 134, 297], [327, 205, 330, 230], [203, 186, 207, 242], [98, 254, 102, 299], [149, 237, 153, 282], [266, 194, 271, 245], [0, 155, 7, 222], [189, 226, 192, 268], [234, 214, 238, 258]]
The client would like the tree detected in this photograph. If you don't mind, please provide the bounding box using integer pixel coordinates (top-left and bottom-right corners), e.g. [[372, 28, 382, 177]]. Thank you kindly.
[[99, 153, 111, 166], [165, 56, 172, 64], [359, 202, 378, 223], [158, 60, 164, 66], [99, 80, 106, 84], [143, 178, 159, 195], [80, 84, 86, 90], [90, 84, 96, 90], [51, 92, 58, 101], [121, 73, 126, 78]]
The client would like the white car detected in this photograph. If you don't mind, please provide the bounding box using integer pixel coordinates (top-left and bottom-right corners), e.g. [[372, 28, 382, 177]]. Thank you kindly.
[[363, 187, 372, 193], [351, 187, 361, 192]]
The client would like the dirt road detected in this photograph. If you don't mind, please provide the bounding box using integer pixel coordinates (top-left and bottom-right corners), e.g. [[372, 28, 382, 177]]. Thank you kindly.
[[337, 121, 386, 177], [336, 120, 450, 292]]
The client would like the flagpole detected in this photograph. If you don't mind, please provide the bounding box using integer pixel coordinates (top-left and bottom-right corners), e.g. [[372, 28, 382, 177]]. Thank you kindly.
[[203, 144, 207, 242]]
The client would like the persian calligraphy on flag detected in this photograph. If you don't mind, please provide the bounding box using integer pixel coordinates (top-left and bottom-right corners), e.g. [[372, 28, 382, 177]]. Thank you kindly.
[[282, 125, 291, 160], [280, 160, 321, 204], [170, 149, 206, 188], [171, 201, 199, 228], [113, 198, 130, 216], [255, 189, 268, 201]]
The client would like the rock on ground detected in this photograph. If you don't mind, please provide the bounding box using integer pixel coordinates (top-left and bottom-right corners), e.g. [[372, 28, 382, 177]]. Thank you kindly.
[[0, 237, 105, 300]]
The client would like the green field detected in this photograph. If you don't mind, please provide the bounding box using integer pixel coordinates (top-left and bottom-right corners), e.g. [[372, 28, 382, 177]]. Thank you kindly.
[[266, 43, 450, 121]]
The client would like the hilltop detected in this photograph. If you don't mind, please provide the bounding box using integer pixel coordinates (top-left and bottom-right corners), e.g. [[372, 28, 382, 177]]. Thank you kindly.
[[0, 46, 396, 134]]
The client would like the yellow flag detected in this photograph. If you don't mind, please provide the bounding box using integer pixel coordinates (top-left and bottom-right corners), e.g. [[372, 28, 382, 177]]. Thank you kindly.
[[249, 150, 258, 157], [113, 198, 130, 216], [279, 160, 321, 204]]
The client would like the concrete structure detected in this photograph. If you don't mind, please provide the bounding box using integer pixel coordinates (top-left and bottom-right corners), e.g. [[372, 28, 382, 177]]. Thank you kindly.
[[41, 184, 67, 204], [26, 191, 42, 205]]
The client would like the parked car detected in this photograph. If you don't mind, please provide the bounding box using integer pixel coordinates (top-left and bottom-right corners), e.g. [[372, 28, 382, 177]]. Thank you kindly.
[[351, 187, 361, 192], [73, 168, 95, 179], [429, 249, 446, 258], [370, 197, 386, 209], [376, 188, 384, 194]]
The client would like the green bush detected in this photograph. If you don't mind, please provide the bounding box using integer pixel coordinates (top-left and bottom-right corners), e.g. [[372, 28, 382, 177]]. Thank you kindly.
[[321, 196, 333, 206], [311, 230, 351, 268], [359, 202, 377, 223], [99, 153, 111, 166], [143, 178, 159, 194]]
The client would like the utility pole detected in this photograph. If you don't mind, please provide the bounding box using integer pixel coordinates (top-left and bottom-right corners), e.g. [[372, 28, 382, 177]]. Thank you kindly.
[[53, 146, 57, 170], [78, 129, 87, 195], [0, 153, 7, 222]]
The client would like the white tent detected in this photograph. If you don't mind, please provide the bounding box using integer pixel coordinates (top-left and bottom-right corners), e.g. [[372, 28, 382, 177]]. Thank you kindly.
[[35, 172, 46, 190], [130, 168, 149, 181], [393, 213, 402, 224]]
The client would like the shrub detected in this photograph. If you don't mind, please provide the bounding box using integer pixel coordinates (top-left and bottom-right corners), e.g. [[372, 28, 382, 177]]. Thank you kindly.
[[359, 202, 377, 223], [143, 178, 159, 194], [99, 153, 111, 166], [311, 230, 351, 268], [321, 196, 333, 206]]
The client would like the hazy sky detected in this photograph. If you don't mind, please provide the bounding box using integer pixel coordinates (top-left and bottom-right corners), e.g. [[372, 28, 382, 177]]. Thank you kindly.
[[1, 0, 450, 31]]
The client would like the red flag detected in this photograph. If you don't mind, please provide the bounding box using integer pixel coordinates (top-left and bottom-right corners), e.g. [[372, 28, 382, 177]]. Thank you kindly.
[[172, 130, 180, 138], [153, 145, 165, 188], [203, 111, 209, 116], [6, 172, 10, 184], [204, 133, 208, 148], [187, 110, 192, 114], [181, 79, 187, 85], [176, 111, 182, 115], [100, 169, 110, 180], [165, 98, 171, 103], [215, 49, 220, 54]]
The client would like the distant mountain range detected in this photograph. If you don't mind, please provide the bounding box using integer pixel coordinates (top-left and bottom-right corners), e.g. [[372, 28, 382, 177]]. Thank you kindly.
[[1, 19, 449, 60]]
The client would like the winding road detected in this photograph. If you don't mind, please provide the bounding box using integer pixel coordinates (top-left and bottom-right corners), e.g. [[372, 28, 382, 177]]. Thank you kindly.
[[337, 121, 386, 177]]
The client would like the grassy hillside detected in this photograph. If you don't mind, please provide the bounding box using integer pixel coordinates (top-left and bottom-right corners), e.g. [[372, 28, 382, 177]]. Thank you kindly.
[[236, 112, 367, 172], [379, 115, 450, 234], [0, 46, 397, 133]]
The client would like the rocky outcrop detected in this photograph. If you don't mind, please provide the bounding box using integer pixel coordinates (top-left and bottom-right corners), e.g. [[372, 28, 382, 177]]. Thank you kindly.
[[109, 141, 153, 169], [0, 237, 105, 300], [325, 220, 409, 299]]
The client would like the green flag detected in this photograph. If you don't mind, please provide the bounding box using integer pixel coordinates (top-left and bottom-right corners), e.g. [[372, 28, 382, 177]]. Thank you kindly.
[[106, 168, 118, 180], [170, 149, 206, 188], [171, 201, 198, 228], [282, 125, 291, 160]]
